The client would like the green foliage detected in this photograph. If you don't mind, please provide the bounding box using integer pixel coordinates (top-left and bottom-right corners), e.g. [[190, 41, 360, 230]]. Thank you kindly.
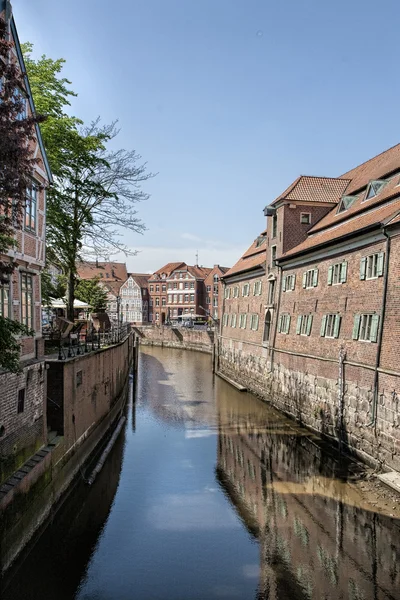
[[41, 269, 67, 306], [0, 317, 33, 373], [75, 278, 108, 312]]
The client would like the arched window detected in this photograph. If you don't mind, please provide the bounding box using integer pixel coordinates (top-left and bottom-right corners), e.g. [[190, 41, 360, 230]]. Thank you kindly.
[[263, 310, 272, 343]]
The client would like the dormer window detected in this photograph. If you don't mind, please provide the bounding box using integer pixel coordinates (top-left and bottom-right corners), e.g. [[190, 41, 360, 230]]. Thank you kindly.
[[337, 195, 358, 214], [364, 180, 387, 201]]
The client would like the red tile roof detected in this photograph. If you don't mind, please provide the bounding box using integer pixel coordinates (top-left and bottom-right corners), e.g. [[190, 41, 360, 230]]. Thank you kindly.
[[187, 265, 212, 279], [128, 273, 150, 289], [270, 176, 350, 206], [281, 199, 400, 259], [340, 143, 400, 194], [100, 280, 124, 297], [77, 261, 128, 281], [223, 237, 266, 278], [150, 262, 186, 279]]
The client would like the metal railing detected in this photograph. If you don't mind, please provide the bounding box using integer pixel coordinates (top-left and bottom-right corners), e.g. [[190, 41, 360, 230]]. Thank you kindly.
[[50, 323, 131, 361]]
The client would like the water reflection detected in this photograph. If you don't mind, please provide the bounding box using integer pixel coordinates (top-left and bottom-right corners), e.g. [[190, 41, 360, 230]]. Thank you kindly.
[[2, 348, 400, 600], [215, 383, 400, 600]]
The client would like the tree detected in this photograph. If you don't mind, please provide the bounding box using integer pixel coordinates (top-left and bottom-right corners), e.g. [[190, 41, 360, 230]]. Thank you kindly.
[[41, 268, 66, 307], [22, 46, 154, 321], [0, 19, 43, 371], [75, 278, 108, 313]]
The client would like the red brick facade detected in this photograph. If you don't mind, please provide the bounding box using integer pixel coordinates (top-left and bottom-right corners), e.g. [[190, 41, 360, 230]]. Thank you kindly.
[[203, 265, 229, 321]]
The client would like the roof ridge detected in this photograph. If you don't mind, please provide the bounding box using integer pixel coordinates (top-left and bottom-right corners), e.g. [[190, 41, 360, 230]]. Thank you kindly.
[[340, 142, 400, 178]]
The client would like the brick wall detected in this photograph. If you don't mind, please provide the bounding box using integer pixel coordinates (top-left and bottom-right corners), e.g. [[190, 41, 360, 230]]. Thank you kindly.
[[136, 325, 214, 354], [0, 362, 46, 482]]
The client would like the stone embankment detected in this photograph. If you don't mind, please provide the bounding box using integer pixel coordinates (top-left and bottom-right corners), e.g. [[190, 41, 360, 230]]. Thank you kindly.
[[133, 326, 214, 354]]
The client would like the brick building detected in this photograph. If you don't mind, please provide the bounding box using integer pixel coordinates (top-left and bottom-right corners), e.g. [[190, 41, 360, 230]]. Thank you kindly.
[[166, 264, 212, 322], [148, 262, 185, 324], [203, 265, 229, 321], [120, 273, 149, 324], [0, 3, 52, 480], [219, 143, 400, 472]]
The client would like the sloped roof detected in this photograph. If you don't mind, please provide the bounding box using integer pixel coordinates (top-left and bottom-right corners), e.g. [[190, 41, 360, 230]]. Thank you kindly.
[[101, 280, 124, 296], [77, 261, 128, 281], [187, 265, 212, 279], [128, 273, 150, 289], [223, 237, 266, 278], [150, 262, 186, 279], [340, 143, 400, 194], [281, 199, 400, 259], [270, 176, 349, 207]]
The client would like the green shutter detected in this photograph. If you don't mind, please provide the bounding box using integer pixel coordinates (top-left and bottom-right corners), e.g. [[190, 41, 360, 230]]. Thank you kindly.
[[286, 315, 291, 334], [313, 269, 318, 287], [282, 276, 287, 292], [296, 315, 302, 335], [255, 315, 259, 330], [306, 315, 313, 336], [243, 314, 247, 328], [370, 314, 379, 342], [340, 261, 347, 283], [259, 283, 262, 295], [278, 315, 282, 333], [352, 314, 361, 340], [377, 252, 384, 277], [333, 315, 341, 338], [302, 273, 307, 288], [291, 275, 296, 291], [320, 315, 327, 337], [327, 266, 333, 286], [360, 257, 367, 280]]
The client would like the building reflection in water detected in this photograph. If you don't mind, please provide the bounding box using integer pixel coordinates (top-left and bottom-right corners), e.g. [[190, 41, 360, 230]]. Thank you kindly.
[[215, 381, 400, 600]]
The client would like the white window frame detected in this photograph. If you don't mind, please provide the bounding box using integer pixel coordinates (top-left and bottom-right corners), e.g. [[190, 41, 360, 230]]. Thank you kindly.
[[300, 212, 311, 225], [320, 314, 341, 339], [353, 313, 379, 342], [283, 274, 296, 292], [328, 262, 347, 285], [250, 314, 259, 331], [302, 268, 318, 289], [278, 313, 290, 334], [360, 253, 384, 280]]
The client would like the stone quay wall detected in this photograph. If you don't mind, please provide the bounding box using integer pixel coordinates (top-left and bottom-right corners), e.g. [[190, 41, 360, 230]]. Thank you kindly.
[[135, 325, 214, 354], [217, 337, 400, 473]]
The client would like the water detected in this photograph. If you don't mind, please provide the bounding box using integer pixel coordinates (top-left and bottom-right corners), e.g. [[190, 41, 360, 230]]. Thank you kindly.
[[2, 346, 400, 599]]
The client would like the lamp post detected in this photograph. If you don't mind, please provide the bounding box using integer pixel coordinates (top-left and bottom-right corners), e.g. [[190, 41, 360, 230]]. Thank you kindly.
[[116, 295, 121, 341]]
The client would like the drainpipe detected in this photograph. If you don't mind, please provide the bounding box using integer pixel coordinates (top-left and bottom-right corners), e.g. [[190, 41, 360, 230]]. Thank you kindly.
[[269, 264, 283, 372], [366, 227, 390, 429], [217, 279, 227, 372]]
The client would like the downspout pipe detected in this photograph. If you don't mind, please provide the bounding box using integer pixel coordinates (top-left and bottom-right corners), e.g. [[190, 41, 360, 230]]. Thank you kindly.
[[269, 264, 283, 372], [366, 227, 390, 428]]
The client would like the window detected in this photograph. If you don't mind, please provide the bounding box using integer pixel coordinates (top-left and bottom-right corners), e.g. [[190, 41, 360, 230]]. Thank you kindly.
[[278, 313, 290, 334], [365, 180, 387, 201], [223, 313, 229, 326], [320, 314, 341, 338], [337, 195, 358, 214], [213, 297, 218, 307], [155, 298, 160, 306], [239, 313, 247, 329], [149, 299, 153, 307], [267, 280, 275, 304], [250, 314, 259, 330], [190, 294, 194, 302], [150, 285, 154, 292], [178, 294, 183, 302], [213, 285, 218, 294], [213, 274, 219, 283], [353, 314, 379, 342], [360, 252, 384, 280], [155, 312, 159, 320], [302, 268, 318, 288], [0, 281, 10, 318], [230, 313, 236, 327], [21, 273, 33, 328], [271, 245, 277, 266], [25, 183, 37, 231], [162, 298, 166, 306], [242, 283, 250, 297], [17, 388, 25, 413], [190, 282, 195, 289], [272, 214, 277, 238], [263, 311, 272, 343], [184, 282, 189, 289], [168, 294, 172, 303], [15, 87, 27, 120], [300, 213, 311, 225], [253, 281, 262, 295], [224, 287, 229, 299], [162, 284, 166, 292], [156, 285, 160, 292], [296, 314, 313, 336], [283, 274, 295, 291], [206, 285, 211, 292], [233, 286, 239, 298], [173, 282, 177, 289], [76, 370, 83, 387], [186, 294, 190, 302], [328, 262, 347, 285]]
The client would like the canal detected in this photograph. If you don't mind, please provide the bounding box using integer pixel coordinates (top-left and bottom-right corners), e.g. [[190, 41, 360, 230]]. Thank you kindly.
[[2, 346, 400, 599]]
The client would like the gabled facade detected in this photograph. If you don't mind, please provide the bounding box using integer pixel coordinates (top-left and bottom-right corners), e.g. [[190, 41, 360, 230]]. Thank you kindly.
[[120, 273, 149, 324], [76, 261, 128, 323], [218, 143, 400, 473], [166, 264, 211, 321], [148, 262, 186, 323], [0, 3, 52, 480]]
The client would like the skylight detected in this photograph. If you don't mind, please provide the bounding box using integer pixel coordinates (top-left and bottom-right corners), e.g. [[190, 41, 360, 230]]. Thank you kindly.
[[337, 195, 358, 214], [365, 180, 387, 201]]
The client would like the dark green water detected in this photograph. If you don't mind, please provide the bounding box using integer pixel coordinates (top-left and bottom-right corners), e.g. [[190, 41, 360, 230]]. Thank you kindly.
[[2, 347, 400, 599]]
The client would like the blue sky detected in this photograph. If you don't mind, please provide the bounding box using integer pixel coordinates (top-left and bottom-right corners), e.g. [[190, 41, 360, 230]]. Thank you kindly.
[[15, 0, 400, 272]]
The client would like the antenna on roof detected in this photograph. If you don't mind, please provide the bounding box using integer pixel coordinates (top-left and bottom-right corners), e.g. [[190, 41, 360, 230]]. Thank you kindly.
[[195, 250, 199, 266]]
